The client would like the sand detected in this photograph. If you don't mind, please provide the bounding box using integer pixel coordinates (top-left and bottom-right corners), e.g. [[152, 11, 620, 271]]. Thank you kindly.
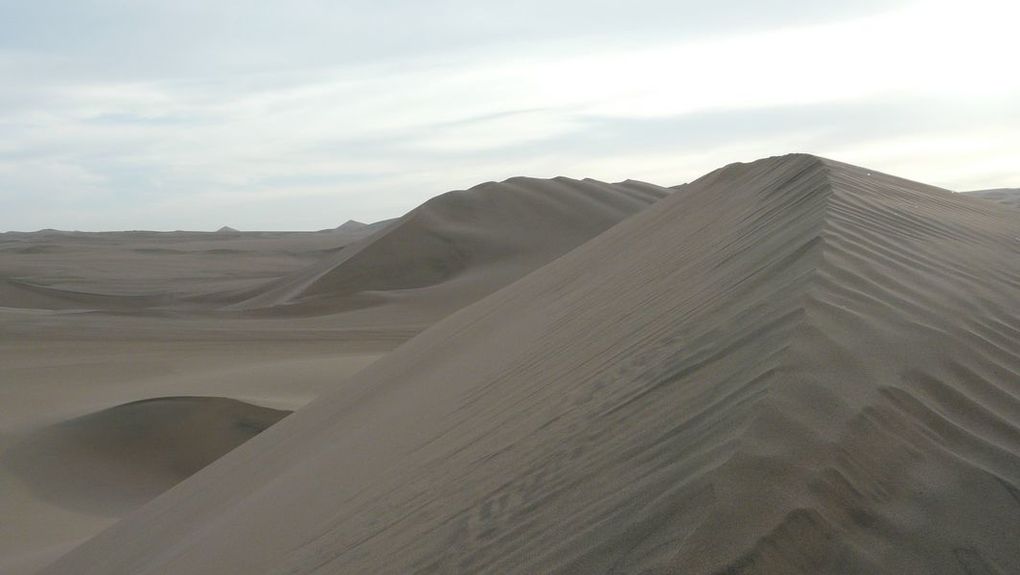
[[0, 177, 666, 574], [965, 188, 1020, 209], [6, 396, 289, 516], [235, 176, 667, 320], [36, 155, 1020, 574]]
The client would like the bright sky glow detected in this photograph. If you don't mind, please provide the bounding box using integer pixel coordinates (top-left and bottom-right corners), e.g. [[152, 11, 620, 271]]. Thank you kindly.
[[1, 0, 1017, 230]]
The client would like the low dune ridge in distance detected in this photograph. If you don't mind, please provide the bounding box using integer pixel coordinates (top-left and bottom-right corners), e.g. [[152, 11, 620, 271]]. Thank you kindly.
[[43, 154, 1020, 574], [333, 220, 367, 232], [323, 218, 397, 235], [233, 177, 669, 318], [965, 188, 1020, 208], [4, 397, 289, 517], [0, 226, 386, 306]]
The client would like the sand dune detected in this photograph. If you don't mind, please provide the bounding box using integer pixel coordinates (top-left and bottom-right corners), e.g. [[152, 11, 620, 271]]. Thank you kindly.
[[0, 226, 392, 574], [0, 176, 668, 573], [235, 177, 668, 316], [965, 188, 1020, 208], [0, 341, 379, 575], [5, 397, 289, 516], [42, 154, 1020, 574]]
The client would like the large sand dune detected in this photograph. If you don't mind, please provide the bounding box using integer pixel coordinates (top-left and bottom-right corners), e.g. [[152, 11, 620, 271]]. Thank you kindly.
[[235, 176, 667, 318], [42, 155, 1020, 574]]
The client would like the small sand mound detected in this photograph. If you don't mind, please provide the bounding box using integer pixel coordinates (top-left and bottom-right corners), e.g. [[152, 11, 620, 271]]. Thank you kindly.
[[4, 396, 289, 516]]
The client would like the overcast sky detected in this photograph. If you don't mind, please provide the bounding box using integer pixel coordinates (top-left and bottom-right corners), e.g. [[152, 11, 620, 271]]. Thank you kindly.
[[1, 0, 1017, 231]]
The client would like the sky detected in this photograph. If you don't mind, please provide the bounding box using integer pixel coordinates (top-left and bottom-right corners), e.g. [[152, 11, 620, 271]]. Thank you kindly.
[[1, 0, 1018, 231]]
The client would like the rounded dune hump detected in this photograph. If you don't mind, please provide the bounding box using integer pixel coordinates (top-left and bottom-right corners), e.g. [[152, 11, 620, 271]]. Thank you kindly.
[[4, 396, 289, 517]]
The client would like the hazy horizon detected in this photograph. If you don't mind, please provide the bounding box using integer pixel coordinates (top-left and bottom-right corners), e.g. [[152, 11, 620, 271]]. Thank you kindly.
[[2, 0, 1018, 231]]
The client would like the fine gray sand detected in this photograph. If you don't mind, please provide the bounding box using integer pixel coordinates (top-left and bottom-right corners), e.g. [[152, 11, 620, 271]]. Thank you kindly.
[[6, 397, 289, 516], [0, 177, 666, 574], [965, 188, 1020, 209], [39, 155, 1020, 574], [234, 176, 668, 320]]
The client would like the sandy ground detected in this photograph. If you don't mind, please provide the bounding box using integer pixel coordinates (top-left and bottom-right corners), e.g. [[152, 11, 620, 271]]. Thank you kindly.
[[0, 229, 391, 575], [0, 177, 665, 574], [37, 155, 1020, 574]]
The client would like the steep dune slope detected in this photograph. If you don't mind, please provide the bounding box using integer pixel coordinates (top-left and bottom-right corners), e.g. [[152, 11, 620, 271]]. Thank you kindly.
[[45, 155, 1020, 574], [236, 177, 668, 315]]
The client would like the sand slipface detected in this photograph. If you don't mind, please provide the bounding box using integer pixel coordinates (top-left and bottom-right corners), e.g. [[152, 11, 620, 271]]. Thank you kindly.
[[42, 154, 1020, 574]]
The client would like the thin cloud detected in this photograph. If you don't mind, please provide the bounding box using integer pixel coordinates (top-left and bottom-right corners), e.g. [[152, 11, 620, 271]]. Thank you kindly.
[[0, 0, 1016, 230]]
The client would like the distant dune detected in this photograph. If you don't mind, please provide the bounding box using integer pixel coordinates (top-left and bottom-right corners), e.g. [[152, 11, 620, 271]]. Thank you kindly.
[[0, 175, 669, 574], [333, 220, 366, 232], [43, 155, 1020, 574], [0, 226, 385, 305], [965, 188, 1020, 208], [234, 176, 668, 318]]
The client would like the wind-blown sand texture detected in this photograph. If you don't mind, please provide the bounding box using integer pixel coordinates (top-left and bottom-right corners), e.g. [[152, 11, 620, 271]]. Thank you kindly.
[[0, 177, 666, 574], [40, 155, 1020, 574]]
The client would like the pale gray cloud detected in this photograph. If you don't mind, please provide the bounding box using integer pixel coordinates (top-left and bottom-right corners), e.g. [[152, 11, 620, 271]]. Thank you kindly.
[[0, 0, 1017, 230]]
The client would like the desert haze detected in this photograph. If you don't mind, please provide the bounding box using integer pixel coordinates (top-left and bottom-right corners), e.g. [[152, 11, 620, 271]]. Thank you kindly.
[[0, 154, 1017, 574]]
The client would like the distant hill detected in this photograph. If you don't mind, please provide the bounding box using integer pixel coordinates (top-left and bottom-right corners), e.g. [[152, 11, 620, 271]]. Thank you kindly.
[[964, 188, 1020, 208], [334, 220, 367, 232], [235, 176, 669, 316]]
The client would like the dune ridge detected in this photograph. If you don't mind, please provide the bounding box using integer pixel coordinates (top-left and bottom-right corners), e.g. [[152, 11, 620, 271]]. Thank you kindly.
[[235, 176, 668, 314], [42, 154, 1020, 574]]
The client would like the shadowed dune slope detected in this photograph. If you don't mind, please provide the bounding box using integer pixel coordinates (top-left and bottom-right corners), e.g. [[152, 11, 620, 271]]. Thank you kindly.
[[4, 397, 289, 517], [235, 177, 668, 312], [45, 155, 1020, 574], [965, 188, 1020, 209]]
